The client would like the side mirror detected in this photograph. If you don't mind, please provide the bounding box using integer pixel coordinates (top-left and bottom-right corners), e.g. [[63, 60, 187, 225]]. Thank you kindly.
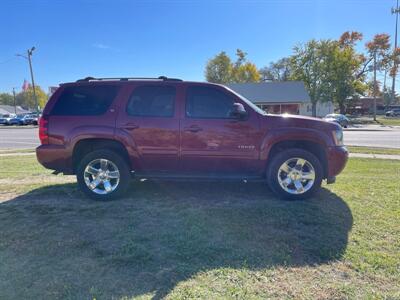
[[230, 103, 247, 120]]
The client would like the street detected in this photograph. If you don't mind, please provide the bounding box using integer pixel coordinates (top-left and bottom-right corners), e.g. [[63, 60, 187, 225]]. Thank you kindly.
[[0, 126, 399, 149], [0, 127, 40, 149], [344, 129, 400, 149]]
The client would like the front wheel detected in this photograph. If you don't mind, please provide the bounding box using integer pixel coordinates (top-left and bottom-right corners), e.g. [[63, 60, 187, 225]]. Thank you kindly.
[[267, 149, 323, 200], [76, 149, 131, 200]]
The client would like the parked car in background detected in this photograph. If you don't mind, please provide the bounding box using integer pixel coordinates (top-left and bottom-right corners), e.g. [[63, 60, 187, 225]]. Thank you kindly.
[[0, 114, 17, 125], [3, 114, 36, 126], [8, 115, 24, 125], [385, 108, 400, 117], [37, 76, 348, 201], [28, 113, 39, 125], [323, 114, 350, 128]]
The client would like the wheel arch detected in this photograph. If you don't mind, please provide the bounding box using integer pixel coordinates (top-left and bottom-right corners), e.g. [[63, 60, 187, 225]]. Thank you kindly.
[[72, 138, 131, 174], [265, 140, 328, 179]]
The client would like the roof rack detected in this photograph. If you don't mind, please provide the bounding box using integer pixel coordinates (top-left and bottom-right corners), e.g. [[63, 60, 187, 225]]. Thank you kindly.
[[76, 76, 183, 82]]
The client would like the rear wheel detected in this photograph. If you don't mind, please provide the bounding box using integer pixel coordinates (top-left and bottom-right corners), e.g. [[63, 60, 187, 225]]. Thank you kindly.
[[267, 149, 323, 200], [76, 149, 130, 200]]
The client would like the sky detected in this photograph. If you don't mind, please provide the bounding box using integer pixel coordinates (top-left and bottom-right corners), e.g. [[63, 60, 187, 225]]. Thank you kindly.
[[0, 0, 398, 93]]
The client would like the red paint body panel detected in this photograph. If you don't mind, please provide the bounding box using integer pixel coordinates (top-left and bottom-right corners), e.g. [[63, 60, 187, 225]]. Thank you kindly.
[[115, 83, 181, 173], [36, 79, 348, 180]]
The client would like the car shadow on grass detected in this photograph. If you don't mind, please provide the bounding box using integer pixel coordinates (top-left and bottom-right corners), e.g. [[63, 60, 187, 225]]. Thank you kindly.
[[0, 181, 353, 299]]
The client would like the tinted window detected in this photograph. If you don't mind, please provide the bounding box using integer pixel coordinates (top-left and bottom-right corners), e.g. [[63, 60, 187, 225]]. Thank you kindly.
[[52, 85, 118, 116], [186, 86, 234, 119], [126, 85, 175, 117]]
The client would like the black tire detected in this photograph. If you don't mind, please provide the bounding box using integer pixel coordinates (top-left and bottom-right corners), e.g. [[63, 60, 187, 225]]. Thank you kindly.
[[76, 149, 131, 200], [267, 148, 323, 200]]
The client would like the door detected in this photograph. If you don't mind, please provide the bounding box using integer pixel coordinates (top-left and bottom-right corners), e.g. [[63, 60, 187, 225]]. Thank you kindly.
[[116, 84, 180, 173], [180, 85, 261, 176]]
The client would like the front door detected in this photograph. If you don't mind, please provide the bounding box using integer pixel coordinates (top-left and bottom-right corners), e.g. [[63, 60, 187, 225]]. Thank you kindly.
[[116, 84, 180, 173], [180, 85, 261, 176]]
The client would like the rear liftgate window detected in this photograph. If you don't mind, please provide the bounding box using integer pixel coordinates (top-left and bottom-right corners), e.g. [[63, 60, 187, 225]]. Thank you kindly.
[[51, 85, 119, 116]]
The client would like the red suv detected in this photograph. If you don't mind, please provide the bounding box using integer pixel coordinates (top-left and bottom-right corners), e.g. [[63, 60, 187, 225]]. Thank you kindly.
[[36, 76, 348, 200]]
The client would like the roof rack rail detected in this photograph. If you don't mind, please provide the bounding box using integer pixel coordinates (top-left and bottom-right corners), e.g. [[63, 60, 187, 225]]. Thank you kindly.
[[76, 76, 183, 82]]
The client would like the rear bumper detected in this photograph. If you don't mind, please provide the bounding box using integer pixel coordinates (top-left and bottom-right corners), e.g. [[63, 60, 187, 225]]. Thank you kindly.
[[36, 144, 73, 174], [327, 146, 348, 178]]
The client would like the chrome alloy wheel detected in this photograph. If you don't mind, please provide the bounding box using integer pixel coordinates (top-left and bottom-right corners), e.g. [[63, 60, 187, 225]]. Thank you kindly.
[[83, 159, 120, 195], [277, 157, 315, 195]]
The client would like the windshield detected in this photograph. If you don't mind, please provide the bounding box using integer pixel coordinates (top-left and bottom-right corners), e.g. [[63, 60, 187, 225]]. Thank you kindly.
[[224, 86, 267, 116]]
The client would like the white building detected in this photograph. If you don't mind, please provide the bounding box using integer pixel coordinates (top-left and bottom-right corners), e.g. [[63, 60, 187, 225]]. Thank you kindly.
[[226, 81, 333, 117]]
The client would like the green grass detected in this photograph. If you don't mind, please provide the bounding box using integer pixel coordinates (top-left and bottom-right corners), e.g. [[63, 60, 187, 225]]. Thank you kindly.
[[347, 146, 400, 155], [0, 156, 399, 299], [377, 116, 400, 126], [348, 115, 400, 126], [0, 148, 35, 154]]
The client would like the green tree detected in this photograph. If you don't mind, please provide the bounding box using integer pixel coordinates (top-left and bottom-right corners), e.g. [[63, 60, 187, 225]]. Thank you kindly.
[[205, 49, 260, 84], [290, 39, 335, 116], [0, 93, 14, 106], [260, 57, 292, 81], [16, 86, 48, 110], [205, 51, 233, 84], [329, 31, 367, 114]]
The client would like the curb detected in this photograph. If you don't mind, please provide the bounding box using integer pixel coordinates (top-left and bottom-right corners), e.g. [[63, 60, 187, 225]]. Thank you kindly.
[[343, 129, 389, 132]]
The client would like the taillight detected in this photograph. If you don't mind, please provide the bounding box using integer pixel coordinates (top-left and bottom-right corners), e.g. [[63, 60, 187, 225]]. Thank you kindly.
[[39, 116, 49, 144]]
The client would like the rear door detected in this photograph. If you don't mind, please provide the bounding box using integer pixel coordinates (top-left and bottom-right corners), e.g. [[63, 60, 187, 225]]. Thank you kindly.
[[116, 83, 180, 173], [180, 84, 261, 176]]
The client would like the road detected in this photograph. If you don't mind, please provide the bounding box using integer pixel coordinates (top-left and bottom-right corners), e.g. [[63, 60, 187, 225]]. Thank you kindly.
[[0, 126, 399, 149], [0, 127, 40, 149], [343, 129, 400, 149]]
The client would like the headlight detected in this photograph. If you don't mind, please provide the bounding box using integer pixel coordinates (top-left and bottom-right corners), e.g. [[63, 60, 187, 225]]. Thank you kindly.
[[332, 129, 344, 146]]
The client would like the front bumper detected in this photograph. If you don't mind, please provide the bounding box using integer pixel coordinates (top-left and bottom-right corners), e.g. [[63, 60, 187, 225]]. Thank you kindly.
[[327, 146, 349, 178]]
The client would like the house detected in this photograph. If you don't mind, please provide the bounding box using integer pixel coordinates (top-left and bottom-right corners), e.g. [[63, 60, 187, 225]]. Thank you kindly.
[[226, 81, 334, 117], [0, 105, 31, 115]]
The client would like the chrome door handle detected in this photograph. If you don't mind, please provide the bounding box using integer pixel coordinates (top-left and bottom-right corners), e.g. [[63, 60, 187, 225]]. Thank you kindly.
[[122, 123, 139, 130], [184, 125, 203, 133]]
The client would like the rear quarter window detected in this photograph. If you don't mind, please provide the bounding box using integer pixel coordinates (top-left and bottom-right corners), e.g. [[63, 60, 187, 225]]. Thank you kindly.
[[51, 85, 119, 116]]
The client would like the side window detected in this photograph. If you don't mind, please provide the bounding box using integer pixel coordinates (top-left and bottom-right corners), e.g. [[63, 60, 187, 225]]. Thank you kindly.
[[186, 86, 234, 119], [126, 85, 176, 117], [51, 85, 119, 116]]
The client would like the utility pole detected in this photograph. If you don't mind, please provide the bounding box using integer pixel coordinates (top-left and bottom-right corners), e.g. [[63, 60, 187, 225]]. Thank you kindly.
[[373, 50, 377, 121], [391, 0, 399, 104], [16, 47, 38, 112], [12, 88, 17, 115]]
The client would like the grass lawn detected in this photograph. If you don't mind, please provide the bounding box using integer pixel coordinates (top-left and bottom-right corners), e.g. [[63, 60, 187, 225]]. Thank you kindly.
[[0, 155, 399, 299], [347, 146, 400, 156], [348, 115, 400, 127], [377, 117, 400, 126]]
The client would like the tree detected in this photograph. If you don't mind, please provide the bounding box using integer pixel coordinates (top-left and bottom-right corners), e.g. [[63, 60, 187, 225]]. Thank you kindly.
[[15, 86, 48, 110], [290, 39, 336, 116], [329, 31, 367, 114], [365, 33, 391, 119], [232, 49, 260, 83], [260, 57, 292, 81], [205, 51, 233, 84], [0, 93, 14, 106], [205, 49, 260, 84]]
